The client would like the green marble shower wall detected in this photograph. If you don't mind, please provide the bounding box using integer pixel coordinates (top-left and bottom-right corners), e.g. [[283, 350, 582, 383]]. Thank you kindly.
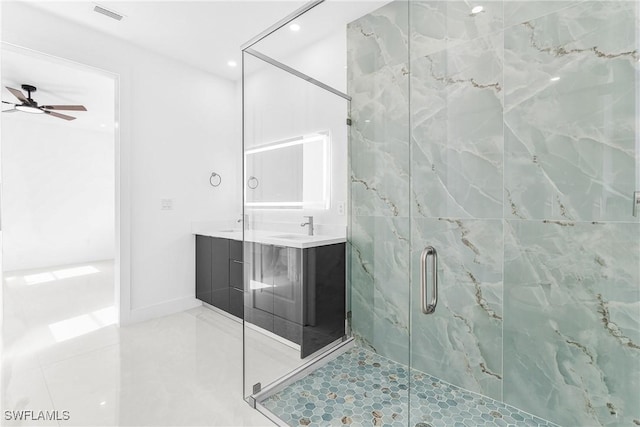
[[347, 1, 640, 426]]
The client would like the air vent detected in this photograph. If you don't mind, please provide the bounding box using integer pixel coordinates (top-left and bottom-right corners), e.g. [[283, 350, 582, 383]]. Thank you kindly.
[[93, 5, 123, 21]]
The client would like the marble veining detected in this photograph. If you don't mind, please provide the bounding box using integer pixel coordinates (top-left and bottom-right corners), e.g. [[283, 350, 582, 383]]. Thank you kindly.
[[411, 218, 504, 401], [420, 55, 502, 93], [522, 20, 639, 62], [347, 1, 408, 79], [348, 1, 639, 426], [410, 1, 505, 58], [503, 220, 640, 427], [503, 1, 638, 222], [350, 215, 411, 365], [351, 175, 400, 217], [349, 62, 410, 218], [503, 2, 581, 29], [411, 32, 505, 219]]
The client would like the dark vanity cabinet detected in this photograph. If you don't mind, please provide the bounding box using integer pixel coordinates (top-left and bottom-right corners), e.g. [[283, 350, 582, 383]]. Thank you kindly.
[[195, 235, 214, 305], [244, 242, 346, 358], [228, 240, 244, 318], [300, 243, 346, 357], [195, 235, 242, 317], [196, 234, 345, 358], [244, 244, 304, 343]]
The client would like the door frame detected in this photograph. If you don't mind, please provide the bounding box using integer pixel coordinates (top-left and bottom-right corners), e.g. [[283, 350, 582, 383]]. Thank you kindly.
[[0, 42, 129, 325]]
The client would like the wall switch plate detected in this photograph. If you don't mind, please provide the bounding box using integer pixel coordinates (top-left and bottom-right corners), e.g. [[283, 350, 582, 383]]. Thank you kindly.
[[337, 201, 345, 216], [161, 199, 173, 211]]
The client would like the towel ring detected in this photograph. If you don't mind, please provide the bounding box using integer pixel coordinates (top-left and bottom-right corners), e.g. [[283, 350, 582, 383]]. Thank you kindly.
[[247, 176, 259, 189], [210, 172, 221, 187]]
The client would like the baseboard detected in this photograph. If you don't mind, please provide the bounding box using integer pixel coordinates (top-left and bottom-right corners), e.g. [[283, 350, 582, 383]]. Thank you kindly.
[[128, 296, 201, 324]]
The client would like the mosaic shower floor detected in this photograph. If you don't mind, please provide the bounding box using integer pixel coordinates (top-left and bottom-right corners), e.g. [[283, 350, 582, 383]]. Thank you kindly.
[[262, 349, 558, 427]]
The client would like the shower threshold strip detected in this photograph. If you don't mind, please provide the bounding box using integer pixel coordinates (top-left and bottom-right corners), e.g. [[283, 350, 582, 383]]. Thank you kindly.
[[262, 348, 559, 427]]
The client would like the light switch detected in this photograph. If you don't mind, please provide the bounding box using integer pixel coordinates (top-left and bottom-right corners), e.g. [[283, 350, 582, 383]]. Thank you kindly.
[[161, 199, 173, 211], [337, 201, 345, 216]]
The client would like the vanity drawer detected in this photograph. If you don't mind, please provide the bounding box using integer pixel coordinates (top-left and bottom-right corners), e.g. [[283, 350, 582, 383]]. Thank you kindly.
[[229, 259, 243, 290], [229, 239, 243, 262]]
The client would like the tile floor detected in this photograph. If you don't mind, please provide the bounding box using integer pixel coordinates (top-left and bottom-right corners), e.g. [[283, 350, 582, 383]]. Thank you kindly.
[[262, 349, 559, 427], [1, 260, 274, 426], [2, 260, 561, 427]]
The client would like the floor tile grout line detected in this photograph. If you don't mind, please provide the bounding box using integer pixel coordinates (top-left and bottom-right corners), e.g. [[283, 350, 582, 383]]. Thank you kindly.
[[37, 362, 60, 427], [263, 346, 559, 427], [37, 339, 121, 371]]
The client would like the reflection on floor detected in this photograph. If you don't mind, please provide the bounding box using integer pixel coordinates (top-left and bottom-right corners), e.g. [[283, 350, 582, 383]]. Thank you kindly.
[[1, 260, 273, 426], [262, 349, 559, 427]]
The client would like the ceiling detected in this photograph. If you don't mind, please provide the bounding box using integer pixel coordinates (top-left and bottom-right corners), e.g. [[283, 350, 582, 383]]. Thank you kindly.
[[20, 0, 388, 81], [1, 1, 387, 130], [2, 47, 116, 132]]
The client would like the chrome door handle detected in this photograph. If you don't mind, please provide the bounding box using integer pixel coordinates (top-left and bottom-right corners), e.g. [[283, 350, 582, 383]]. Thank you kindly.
[[420, 246, 438, 314]]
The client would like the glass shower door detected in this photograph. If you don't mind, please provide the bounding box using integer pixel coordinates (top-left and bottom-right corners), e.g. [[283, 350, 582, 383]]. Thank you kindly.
[[408, 1, 640, 427], [346, 1, 413, 424], [242, 43, 351, 408]]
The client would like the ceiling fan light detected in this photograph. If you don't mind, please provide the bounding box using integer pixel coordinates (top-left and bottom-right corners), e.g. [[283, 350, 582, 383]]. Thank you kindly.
[[16, 105, 44, 114]]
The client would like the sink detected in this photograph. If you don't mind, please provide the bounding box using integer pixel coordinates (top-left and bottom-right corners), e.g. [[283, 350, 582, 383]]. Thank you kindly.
[[271, 234, 312, 240]]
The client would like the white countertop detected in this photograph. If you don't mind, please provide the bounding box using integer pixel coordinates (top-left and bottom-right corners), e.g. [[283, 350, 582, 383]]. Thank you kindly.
[[191, 223, 345, 249]]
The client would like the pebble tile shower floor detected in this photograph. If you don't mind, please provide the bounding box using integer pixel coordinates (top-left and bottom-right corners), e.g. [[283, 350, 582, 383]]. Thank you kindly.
[[262, 349, 559, 427]]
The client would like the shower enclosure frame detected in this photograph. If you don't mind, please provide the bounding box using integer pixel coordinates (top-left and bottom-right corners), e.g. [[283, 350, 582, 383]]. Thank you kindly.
[[240, 0, 356, 418], [241, 1, 640, 426]]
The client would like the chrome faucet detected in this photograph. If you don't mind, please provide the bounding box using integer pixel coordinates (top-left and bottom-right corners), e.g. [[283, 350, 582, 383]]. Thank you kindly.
[[301, 216, 314, 236]]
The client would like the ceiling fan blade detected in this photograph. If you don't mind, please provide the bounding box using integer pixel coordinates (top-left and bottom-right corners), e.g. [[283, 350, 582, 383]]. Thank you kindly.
[[2, 100, 15, 105], [6, 87, 28, 103], [2, 108, 18, 113], [44, 110, 76, 121], [42, 105, 87, 111]]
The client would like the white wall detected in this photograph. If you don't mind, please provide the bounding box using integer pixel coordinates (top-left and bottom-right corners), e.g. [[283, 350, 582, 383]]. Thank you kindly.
[[2, 2, 240, 322], [242, 29, 348, 232], [2, 119, 115, 271]]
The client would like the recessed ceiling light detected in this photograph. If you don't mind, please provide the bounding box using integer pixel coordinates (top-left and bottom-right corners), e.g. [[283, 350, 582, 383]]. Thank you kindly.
[[471, 5, 484, 14], [289, 23, 301, 32], [227, 60, 237, 67], [100, 123, 106, 128], [550, 76, 560, 82]]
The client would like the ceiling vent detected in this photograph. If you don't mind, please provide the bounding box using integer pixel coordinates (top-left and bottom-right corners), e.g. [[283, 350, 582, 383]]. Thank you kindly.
[[93, 5, 124, 21]]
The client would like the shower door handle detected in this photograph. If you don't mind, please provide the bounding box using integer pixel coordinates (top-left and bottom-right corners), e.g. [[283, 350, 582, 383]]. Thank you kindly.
[[420, 246, 438, 314]]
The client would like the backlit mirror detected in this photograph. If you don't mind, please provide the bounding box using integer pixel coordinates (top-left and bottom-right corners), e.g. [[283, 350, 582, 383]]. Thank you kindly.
[[244, 132, 330, 209]]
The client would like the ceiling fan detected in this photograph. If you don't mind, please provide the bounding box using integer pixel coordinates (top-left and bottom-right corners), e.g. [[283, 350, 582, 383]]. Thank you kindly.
[[2, 84, 87, 121]]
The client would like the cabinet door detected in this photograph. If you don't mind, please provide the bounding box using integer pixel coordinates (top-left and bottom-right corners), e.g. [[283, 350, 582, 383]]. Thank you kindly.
[[229, 287, 244, 318], [229, 239, 243, 262], [244, 242, 274, 332], [229, 259, 243, 290], [228, 239, 244, 319], [301, 243, 346, 358], [195, 235, 213, 305], [272, 246, 303, 325], [211, 237, 230, 312], [273, 316, 302, 345]]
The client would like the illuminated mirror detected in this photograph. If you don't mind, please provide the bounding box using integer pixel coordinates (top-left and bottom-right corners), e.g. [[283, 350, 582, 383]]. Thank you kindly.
[[244, 132, 330, 209]]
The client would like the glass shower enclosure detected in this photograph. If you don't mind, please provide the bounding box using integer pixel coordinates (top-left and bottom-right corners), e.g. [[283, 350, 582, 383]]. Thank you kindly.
[[243, 1, 640, 426], [240, 2, 354, 422]]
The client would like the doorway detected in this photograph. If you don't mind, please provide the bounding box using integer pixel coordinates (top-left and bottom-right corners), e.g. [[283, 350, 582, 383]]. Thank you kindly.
[[0, 44, 120, 405]]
